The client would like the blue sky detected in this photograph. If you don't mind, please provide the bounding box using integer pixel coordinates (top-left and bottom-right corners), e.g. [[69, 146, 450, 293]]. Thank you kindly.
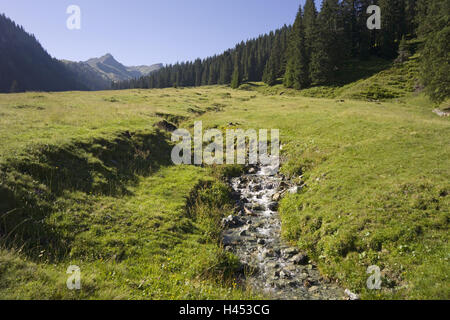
[[1, 0, 321, 66]]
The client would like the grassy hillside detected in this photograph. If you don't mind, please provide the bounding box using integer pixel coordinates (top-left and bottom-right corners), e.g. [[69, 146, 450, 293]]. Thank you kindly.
[[243, 53, 420, 102], [0, 88, 256, 299], [0, 58, 448, 299]]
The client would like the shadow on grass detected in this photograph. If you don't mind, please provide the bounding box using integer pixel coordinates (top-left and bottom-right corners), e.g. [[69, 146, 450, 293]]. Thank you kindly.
[[0, 129, 173, 259]]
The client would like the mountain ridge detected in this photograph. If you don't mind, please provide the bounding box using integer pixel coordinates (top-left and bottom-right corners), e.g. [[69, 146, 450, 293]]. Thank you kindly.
[[63, 54, 163, 90]]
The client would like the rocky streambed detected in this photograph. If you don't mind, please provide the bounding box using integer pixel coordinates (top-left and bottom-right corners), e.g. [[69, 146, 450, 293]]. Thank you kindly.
[[222, 163, 346, 300]]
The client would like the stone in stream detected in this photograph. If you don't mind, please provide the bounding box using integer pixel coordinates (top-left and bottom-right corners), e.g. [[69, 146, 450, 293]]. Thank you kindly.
[[262, 249, 275, 258], [252, 203, 265, 211], [281, 247, 299, 259], [290, 253, 309, 265], [244, 206, 257, 216], [272, 192, 282, 202], [268, 202, 279, 211], [250, 184, 262, 192], [248, 167, 257, 174], [257, 239, 266, 245], [277, 181, 289, 191], [222, 215, 244, 228], [240, 196, 249, 203], [309, 286, 319, 293], [298, 273, 309, 280], [265, 183, 275, 190]]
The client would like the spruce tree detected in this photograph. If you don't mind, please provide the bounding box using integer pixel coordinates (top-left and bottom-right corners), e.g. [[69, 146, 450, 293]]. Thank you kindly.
[[263, 39, 281, 86], [417, 0, 450, 102], [303, 0, 318, 63], [310, 0, 340, 85], [231, 52, 241, 89], [284, 6, 310, 89]]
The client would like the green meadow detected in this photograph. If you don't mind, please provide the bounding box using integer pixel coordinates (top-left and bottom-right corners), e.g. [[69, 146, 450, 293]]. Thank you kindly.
[[0, 57, 448, 299]]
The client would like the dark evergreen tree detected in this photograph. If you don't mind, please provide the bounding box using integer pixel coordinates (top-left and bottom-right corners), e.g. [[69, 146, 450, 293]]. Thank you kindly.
[[395, 35, 411, 64], [310, 0, 340, 85], [417, 0, 450, 102], [231, 52, 241, 89], [263, 43, 280, 86], [303, 0, 318, 64], [284, 6, 310, 89]]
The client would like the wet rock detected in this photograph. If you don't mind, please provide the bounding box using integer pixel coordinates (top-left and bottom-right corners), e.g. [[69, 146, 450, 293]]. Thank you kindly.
[[248, 167, 256, 174], [268, 202, 279, 211], [282, 247, 299, 259], [222, 215, 244, 228], [272, 192, 282, 202], [262, 249, 275, 258], [250, 184, 262, 192], [290, 253, 309, 265], [284, 265, 298, 272], [299, 273, 309, 280], [240, 197, 249, 203], [265, 183, 275, 190], [223, 235, 233, 246], [244, 206, 257, 216], [250, 203, 265, 211], [257, 239, 266, 245], [278, 181, 289, 191], [231, 191, 240, 200], [309, 286, 319, 293]]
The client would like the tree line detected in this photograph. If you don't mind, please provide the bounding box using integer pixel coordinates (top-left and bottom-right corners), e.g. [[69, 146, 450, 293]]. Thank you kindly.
[[112, 25, 291, 90], [113, 0, 448, 103]]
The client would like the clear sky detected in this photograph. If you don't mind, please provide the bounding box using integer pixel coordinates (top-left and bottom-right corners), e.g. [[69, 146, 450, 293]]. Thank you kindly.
[[0, 0, 321, 66]]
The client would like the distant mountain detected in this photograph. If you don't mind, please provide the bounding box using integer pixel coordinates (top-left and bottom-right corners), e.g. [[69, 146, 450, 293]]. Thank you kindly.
[[62, 54, 163, 90], [0, 13, 162, 93], [0, 13, 86, 93]]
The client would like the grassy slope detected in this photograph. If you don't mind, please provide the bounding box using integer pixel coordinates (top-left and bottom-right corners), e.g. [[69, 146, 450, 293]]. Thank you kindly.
[[0, 55, 448, 299], [0, 88, 255, 299], [197, 56, 449, 299], [199, 94, 449, 299]]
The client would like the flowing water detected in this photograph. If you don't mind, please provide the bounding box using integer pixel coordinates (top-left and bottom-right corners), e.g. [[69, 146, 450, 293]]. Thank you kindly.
[[222, 163, 346, 300]]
